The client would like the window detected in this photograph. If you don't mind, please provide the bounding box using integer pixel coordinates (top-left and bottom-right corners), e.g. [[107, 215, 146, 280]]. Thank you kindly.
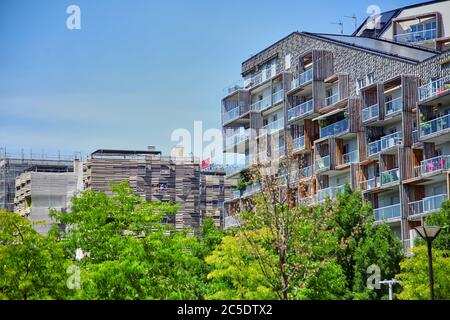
[[285, 54, 291, 70], [356, 78, 366, 92], [366, 72, 375, 85], [137, 166, 146, 175], [409, 20, 437, 41]]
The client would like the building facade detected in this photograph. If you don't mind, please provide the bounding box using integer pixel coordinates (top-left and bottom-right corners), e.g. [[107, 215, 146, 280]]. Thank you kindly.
[[222, 0, 450, 249]]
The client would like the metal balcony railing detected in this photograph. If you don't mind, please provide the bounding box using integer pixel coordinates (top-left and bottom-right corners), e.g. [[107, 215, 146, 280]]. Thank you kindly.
[[320, 118, 349, 138], [272, 89, 284, 105], [419, 75, 450, 101], [293, 136, 305, 151], [374, 203, 401, 221], [385, 97, 402, 116], [394, 28, 436, 44], [362, 104, 379, 122], [420, 114, 450, 138], [414, 155, 450, 177], [250, 95, 272, 112], [314, 155, 330, 173], [291, 68, 313, 90], [262, 118, 284, 135], [367, 132, 402, 156], [223, 107, 240, 123], [248, 64, 278, 89], [409, 194, 447, 217], [287, 99, 313, 122]]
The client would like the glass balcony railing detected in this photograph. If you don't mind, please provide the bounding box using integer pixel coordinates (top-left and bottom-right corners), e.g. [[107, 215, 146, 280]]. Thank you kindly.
[[380, 168, 400, 186], [242, 183, 261, 197], [413, 130, 418, 144], [291, 68, 313, 90], [225, 129, 250, 147], [320, 118, 349, 138], [272, 89, 284, 105], [385, 97, 402, 116], [224, 214, 240, 228], [394, 28, 436, 44], [299, 195, 315, 206], [223, 107, 240, 123], [420, 114, 450, 138], [293, 136, 305, 151], [419, 75, 450, 101], [232, 190, 241, 199], [316, 185, 346, 202], [342, 150, 358, 164], [374, 203, 401, 222], [314, 155, 330, 173], [409, 194, 447, 217], [287, 99, 313, 122], [299, 165, 312, 179], [262, 118, 284, 135], [367, 132, 402, 156], [250, 95, 272, 112], [362, 104, 379, 122], [360, 177, 379, 191], [324, 93, 340, 107], [414, 155, 450, 177]]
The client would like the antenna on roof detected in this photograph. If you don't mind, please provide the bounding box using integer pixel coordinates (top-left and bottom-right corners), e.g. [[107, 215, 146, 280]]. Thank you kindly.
[[331, 20, 344, 35], [345, 14, 358, 32]]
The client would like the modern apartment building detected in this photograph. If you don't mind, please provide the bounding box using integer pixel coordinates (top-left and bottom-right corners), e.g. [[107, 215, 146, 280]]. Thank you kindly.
[[221, 0, 450, 249], [14, 161, 83, 234], [83, 148, 235, 231]]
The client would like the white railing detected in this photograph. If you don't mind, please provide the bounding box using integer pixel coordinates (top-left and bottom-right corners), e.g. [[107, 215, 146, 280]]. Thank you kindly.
[[320, 118, 349, 138], [385, 97, 402, 116], [342, 150, 358, 164], [250, 95, 272, 112], [225, 129, 250, 147], [380, 168, 400, 186], [316, 185, 346, 202], [262, 118, 284, 135], [315, 155, 330, 173], [367, 132, 402, 156], [223, 107, 240, 123], [409, 194, 447, 217], [272, 89, 284, 105], [394, 28, 436, 44], [293, 136, 305, 151], [362, 104, 379, 122], [419, 75, 450, 101], [287, 99, 313, 121], [414, 155, 450, 177], [420, 114, 450, 138], [291, 68, 313, 90], [374, 203, 401, 222]]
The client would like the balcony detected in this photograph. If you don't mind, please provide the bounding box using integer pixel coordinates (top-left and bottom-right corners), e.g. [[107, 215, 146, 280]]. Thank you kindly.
[[262, 118, 284, 135], [413, 130, 419, 144], [414, 155, 450, 177], [293, 136, 305, 151], [291, 68, 313, 90], [360, 177, 379, 191], [223, 106, 240, 123], [409, 194, 447, 217], [394, 28, 436, 44], [420, 114, 450, 139], [362, 104, 379, 123], [419, 75, 450, 102], [225, 129, 250, 148], [342, 150, 358, 164], [374, 203, 401, 222], [367, 132, 402, 156], [224, 154, 255, 177], [324, 92, 340, 107], [316, 185, 345, 202], [247, 64, 278, 89], [224, 214, 240, 229], [299, 195, 315, 206], [272, 89, 284, 105], [314, 155, 330, 173], [242, 183, 261, 198], [380, 168, 400, 186], [287, 99, 313, 122], [385, 97, 402, 116], [319, 118, 349, 139], [250, 95, 272, 112], [299, 165, 312, 179]]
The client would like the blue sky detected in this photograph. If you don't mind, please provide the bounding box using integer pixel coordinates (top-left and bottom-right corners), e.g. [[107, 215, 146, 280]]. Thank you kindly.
[[0, 0, 424, 159]]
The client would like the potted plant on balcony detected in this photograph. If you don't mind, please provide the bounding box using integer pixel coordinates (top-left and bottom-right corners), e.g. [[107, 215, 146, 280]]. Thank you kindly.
[[420, 113, 431, 135], [235, 172, 252, 192]]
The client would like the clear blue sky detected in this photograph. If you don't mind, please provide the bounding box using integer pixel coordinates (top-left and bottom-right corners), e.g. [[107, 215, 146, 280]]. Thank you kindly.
[[0, 0, 424, 159]]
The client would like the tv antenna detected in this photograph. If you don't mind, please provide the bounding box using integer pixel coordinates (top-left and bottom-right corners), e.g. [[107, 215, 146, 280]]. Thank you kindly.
[[345, 14, 358, 32], [331, 20, 344, 34]]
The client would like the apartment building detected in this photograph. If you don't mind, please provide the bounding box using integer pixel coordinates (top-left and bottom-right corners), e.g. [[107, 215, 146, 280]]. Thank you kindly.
[[0, 151, 77, 213], [221, 0, 450, 249], [83, 148, 234, 231], [14, 161, 83, 235]]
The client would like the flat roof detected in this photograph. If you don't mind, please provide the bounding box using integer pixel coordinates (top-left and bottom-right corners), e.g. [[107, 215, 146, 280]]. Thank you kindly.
[[91, 149, 162, 156]]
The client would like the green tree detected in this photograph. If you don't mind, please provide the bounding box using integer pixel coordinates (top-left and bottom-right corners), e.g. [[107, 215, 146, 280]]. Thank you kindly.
[[396, 246, 450, 300], [0, 211, 70, 300], [424, 200, 450, 250]]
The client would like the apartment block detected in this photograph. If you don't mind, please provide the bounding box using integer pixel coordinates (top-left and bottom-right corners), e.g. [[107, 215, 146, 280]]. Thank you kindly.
[[14, 161, 82, 234], [221, 0, 450, 249], [83, 148, 234, 231]]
